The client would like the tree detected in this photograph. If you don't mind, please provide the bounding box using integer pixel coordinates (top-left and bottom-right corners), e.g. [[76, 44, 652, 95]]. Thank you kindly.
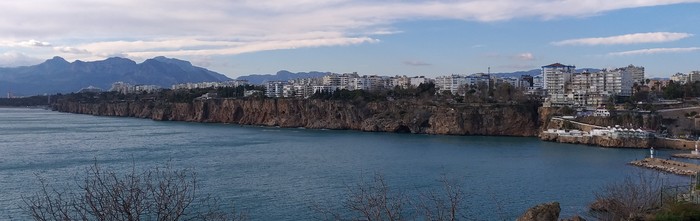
[[415, 176, 466, 221], [315, 173, 467, 221], [590, 172, 663, 220], [22, 162, 246, 221]]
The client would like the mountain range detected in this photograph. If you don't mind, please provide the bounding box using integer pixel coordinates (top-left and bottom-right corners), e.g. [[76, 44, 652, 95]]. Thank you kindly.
[[0, 56, 231, 96]]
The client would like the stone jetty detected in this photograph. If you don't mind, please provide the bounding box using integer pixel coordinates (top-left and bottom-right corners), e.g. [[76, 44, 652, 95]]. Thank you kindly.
[[629, 158, 700, 176]]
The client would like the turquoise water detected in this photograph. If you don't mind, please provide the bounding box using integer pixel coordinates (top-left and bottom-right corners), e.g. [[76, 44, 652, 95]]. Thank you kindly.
[[0, 108, 687, 219]]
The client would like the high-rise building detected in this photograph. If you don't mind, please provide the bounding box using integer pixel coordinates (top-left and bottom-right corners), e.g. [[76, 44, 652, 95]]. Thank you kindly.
[[265, 81, 287, 98], [542, 63, 575, 103], [618, 65, 645, 85], [689, 71, 700, 83]]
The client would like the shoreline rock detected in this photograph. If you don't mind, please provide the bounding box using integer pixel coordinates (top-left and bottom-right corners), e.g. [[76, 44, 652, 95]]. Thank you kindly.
[[629, 158, 700, 176]]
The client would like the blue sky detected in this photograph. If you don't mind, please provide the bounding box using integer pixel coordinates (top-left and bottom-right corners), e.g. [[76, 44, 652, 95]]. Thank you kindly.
[[1, 1, 699, 78]]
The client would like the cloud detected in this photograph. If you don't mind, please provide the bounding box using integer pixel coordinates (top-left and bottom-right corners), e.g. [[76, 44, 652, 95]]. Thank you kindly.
[[403, 60, 432, 66], [0, 39, 52, 47], [1, 0, 700, 61], [513, 52, 536, 61], [0, 52, 43, 67], [608, 47, 700, 56], [19, 39, 52, 47], [552, 32, 694, 46], [119, 37, 378, 58], [54, 46, 90, 54]]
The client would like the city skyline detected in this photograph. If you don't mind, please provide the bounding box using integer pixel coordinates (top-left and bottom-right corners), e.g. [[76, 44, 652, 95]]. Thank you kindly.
[[1, 1, 699, 78]]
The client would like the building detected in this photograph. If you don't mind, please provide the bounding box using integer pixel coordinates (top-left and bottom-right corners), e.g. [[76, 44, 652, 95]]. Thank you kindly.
[[110, 82, 133, 94], [542, 63, 576, 104], [322, 72, 358, 90], [171, 80, 249, 90], [434, 75, 469, 95], [618, 65, 645, 84], [689, 71, 700, 83], [670, 73, 688, 84], [265, 81, 287, 98], [134, 85, 161, 93], [434, 73, 492, 95]]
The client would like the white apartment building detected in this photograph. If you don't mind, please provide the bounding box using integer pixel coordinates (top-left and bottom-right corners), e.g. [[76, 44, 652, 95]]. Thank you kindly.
[[617, 65, 645, 84], [542, 63, 576, 104], [322, 72, 359, 90], [689, 71, 700, 83], [313, 85, 340, 94], [670, 73, 688, 84], [282, 84, 314, 98], [134, 85, 161, 93], [110, 82, 161, 94], [110, 82, 133, 94], [351, 77, 371, 91], [265, 81, 287, 98], [434, 74, 490, 95], [171, 80, 248, 90], [541, 63, 643, 107], [410, 76, 431, 87], [434, 75, 469, 95], [391, 76, 412, 89]]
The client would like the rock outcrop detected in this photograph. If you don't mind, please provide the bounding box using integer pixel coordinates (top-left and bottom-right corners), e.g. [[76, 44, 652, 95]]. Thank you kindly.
[[517, 202, 561, 221], [52, 99, 542, 136]]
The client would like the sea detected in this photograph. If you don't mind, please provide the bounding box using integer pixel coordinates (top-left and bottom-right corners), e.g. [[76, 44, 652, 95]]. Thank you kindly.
[[0, 108, 689, 220]]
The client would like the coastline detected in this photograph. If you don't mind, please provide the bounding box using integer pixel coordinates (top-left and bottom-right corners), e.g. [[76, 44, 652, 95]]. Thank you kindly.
[[45, 98, 700, 150], [50, 98, 543, 137]]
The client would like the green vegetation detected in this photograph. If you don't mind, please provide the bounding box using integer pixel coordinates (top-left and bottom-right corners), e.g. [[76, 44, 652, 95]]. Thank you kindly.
[[591, 172, 700, 221], [53, 85, 266, 104], [655, 202, 700, 221]]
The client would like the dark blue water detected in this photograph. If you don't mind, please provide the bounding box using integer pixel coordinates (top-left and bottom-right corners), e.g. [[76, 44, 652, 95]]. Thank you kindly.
[[0, 108, 688, 219]]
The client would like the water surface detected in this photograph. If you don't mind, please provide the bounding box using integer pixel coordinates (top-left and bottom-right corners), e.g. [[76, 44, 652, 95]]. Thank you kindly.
[[0, 108, 687, 219]]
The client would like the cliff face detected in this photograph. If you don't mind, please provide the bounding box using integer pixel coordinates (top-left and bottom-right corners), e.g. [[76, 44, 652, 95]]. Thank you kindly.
[[577, 114, 660, 130], [52, 99, 542, 136]]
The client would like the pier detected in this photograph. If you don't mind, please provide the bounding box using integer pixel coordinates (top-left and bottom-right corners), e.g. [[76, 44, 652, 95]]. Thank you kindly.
[[630, 158, 700, 176]]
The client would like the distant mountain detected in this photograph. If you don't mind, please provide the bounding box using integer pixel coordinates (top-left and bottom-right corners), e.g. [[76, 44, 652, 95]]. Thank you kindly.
[[0, 56, 231, 96], [237, 70, 329, 85]]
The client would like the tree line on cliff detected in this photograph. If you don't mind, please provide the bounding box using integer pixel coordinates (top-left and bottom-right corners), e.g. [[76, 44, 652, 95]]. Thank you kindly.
[[4, 81, 540, 107]]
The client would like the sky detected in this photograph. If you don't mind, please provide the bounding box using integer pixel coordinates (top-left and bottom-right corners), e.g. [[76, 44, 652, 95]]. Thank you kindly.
[[1, 0, 699, 78]]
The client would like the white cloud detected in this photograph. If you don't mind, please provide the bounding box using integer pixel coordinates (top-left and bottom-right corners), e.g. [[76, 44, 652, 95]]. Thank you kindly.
[[608, 47, 700, 56], [514, 52, 536, 61], [54, 46, 90, 54], [19, 39, 52, 47], [0, 39, 52, 47], [122, 37, 379, 58], [553, 32, 694, 46]]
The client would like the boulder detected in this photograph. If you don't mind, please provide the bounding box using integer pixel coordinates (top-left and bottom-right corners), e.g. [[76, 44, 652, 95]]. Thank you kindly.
[[517, 202, 561, 221], [560, 215, 586, 221]]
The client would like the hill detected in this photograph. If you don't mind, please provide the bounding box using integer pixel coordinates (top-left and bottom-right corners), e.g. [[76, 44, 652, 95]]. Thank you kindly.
[[0, 56, 231, 96]]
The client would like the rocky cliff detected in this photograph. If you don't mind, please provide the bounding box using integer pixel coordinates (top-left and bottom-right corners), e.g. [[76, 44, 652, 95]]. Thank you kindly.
[[52, 98, 542, 136]]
